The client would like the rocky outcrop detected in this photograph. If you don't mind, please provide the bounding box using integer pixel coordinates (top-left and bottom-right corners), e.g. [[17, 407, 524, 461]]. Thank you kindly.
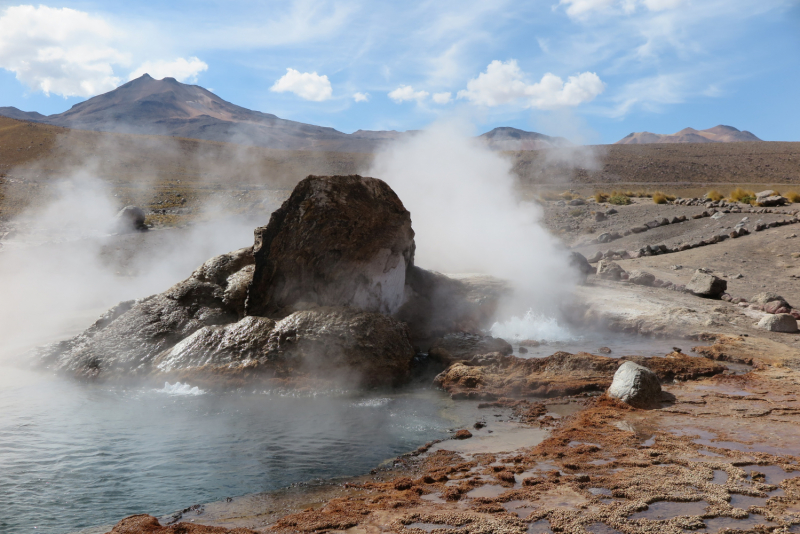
[[107, 514, 257, 533], [606, 361, 662, 408], [38, 175, 506, 389], [627, 270, 655, 286], [428, 333, 512, 363], [245, 175, 415, 317], [596, 260, 625, 280], [686, 270, 727, 298], [39, 247, 255, 378]]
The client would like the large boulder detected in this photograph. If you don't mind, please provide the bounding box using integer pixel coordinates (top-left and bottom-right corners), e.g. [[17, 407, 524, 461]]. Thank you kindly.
[[569, 252, 595, 282], [757, 314, 798, 333], [606, 361, 662, 408], [751, 292, 791, 308], [245, 175, 415, 317], [686, 270, 727, 298]]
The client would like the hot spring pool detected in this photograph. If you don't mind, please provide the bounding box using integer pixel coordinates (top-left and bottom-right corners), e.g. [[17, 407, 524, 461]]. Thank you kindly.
[[0, 368, 464, 534]]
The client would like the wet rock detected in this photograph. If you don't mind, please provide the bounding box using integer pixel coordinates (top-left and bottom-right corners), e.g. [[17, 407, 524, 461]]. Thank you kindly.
[[453, 429, 473, 439], [429, 333, 512, 362], [246, 175, 415, 316], [686, 270, 727, 299], [627, 270, 655, 286], [596, 260, 625, 281], [606, 361, 661, 408], [395, 268, 508, 342], [115, 206, 147, 232], [39, 248, 256, 378], [757, 314, 798, 333]]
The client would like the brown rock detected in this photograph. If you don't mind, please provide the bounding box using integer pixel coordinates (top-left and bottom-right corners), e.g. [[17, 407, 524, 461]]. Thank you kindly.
[[107, 514, 258, 533], [454, 429, 473, 440], [246, 175, 415, 316]]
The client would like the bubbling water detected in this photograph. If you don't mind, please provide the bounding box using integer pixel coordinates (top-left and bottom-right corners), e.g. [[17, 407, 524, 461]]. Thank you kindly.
[[490, 309, 579, 343]]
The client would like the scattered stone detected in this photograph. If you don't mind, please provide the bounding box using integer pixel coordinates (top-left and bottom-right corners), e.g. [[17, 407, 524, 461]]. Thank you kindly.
[[627, 270, 655, 286], [757, 314, 798, 333], [670, 265, 683, 270], [631, 226, 648, 234], [587, 251, 603, 263], [598, 347, 612, 354], [518, 346, 528, 354], [596, 260, 626, 281], [569, 252, 595, 281], [756, 190, 787, 207], [453, 429, 473, 440], [606, 361, 662, 408], [606, 208, 618, 215], [429, 333, 513, 362], [594, 212, 607, 222], [751, 292, 790, 307], [519, 339, 540, 347], [764, 300, 790, 314], [569, 199, 586, 206], [686, 270, 727, 299]]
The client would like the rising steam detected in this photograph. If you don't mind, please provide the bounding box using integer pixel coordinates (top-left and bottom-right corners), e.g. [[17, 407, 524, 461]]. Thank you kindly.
[[369, 119, 579, 316]]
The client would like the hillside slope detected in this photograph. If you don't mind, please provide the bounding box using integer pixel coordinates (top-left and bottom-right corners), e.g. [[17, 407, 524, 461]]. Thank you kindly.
[[617, 125, 761, 144]]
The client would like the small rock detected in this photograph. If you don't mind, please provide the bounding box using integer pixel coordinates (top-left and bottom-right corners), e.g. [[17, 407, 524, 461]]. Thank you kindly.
[[518, 346, 528, 354], [569, 199, 586, 206], [519, 339, 540, 347], [454, 429, 473, 440], [587, 251, 603, 263], [607, 361, 662, 408], [671, 265, 683, 270], [686, 270, 727, 299], [473, 421, 486, 430], [115, 206, 147, 232], [606, 208, 618, 215], [627, 270, 655, 286], [569, 251, 596, 280], [751, 292, 790, 307], [764, 300, 788, 314], [594, 212, 607, 222], [598, 346, 612, 354], [757, 314, 798, 333]]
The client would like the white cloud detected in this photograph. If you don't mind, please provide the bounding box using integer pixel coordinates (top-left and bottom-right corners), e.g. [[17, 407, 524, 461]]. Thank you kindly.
[[388, 85, 429, 103], [608, 73, 684, 117], [559, 0, 684, 18], [270, 68, 332, 101], [457, 60, 605, 109], [128, 57, 208, 83], [432, 92, 452, 104], [0, 5, 129, 97], [353, 92, 370, 102]]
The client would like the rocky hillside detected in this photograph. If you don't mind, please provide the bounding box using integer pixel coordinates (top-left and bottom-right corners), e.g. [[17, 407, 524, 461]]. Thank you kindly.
[[477, 127, 572, 150], [617, 125, 761, 145]]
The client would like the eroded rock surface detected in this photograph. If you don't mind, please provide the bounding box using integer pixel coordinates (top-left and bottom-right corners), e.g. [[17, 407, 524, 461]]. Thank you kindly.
[[245, 175, 415, 317], [757, 313, 798, 333], [686, 270, 727, 298]]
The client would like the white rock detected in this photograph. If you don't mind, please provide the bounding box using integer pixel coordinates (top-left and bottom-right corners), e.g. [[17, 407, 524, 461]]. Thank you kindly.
[[757, 314, 798, 333], [607, 361, 662, 408]]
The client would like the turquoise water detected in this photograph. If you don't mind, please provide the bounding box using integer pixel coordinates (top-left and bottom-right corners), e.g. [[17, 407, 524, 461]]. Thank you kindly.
[[0, 369, 456, 534]]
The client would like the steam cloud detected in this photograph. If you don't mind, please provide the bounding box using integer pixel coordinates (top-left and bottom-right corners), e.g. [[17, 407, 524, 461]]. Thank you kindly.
[[369, 119, 579, 317]]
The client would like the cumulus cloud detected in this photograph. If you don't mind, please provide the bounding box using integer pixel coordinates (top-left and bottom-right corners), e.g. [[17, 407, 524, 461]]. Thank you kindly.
[[432, 92, 452, 104], [457, 60, 604, 109], [353, 92, 370, 102], [388, 85, 429, 103], [270, 68, 333, 101], [560, 0, 684, 18], [0, 5, 129, 97], [128, 57, 208, 83]]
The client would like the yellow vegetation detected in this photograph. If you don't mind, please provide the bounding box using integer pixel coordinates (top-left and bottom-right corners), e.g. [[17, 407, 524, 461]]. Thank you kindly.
[[706, 189, 724, 201], [652, 192, 676, 204], [594, 192, 609, 203], [786, 191, 800, 203]]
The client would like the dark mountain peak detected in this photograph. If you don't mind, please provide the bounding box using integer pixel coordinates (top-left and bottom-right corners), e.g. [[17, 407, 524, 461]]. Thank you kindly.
[[478, 127, 572, 149]]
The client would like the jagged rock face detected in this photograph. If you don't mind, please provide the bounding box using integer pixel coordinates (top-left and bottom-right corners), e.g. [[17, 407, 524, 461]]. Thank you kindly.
[[38, 248, 254, 378], [155, 308, 415, 387], [246, 175, 415, 317]]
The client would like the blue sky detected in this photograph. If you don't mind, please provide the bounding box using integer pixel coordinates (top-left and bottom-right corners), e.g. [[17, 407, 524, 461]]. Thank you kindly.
[[0, 0, 797, 143]]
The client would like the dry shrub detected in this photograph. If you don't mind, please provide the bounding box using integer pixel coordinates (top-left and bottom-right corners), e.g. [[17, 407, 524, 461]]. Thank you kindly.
[[569, 208, 584, 217], [594, 192, 609, 203], [608, 194, 631, 206], [652, 192, 675, 204], [729, 187, 756, 203], [786, 191, 800, 203], [539, 191, 562, 201], [560, 191, 576, 200], [636, 190, 653, 198], [706, 190, 724, 201]]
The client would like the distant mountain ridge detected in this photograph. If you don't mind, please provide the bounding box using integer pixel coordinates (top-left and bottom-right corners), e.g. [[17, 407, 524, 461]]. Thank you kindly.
[[0, 75, 563, 153], [617, 125, 761, 145]]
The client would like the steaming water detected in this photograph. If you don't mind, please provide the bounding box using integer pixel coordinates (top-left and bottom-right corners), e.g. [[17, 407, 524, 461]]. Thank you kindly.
[[491, 310, 687, 358], [0, 368, 462, 534]]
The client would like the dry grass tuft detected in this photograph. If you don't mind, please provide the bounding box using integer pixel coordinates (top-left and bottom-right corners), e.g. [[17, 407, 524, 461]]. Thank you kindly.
[[729, 187, 756, 203], [706, 189, 724, 201], [785, 191, 800, 203], [608, 194, 631, 205], [652, 192, 676, 204], [594, 192, 609, 203]]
